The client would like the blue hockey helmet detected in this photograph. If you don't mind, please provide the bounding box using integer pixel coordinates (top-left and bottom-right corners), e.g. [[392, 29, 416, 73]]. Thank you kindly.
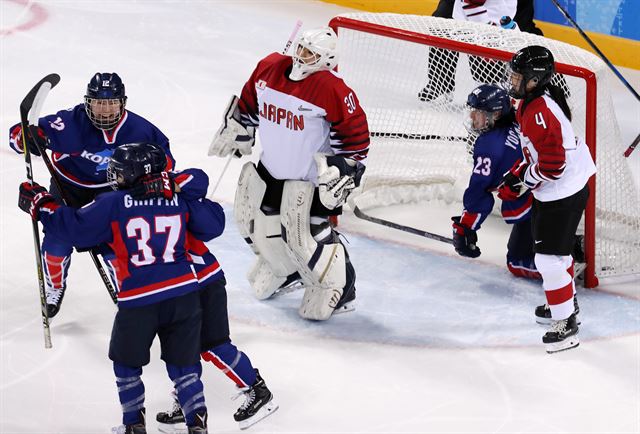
[[464, 84, 512, 133], [84, 72, 127, 130], [107, 142, 167, 189]]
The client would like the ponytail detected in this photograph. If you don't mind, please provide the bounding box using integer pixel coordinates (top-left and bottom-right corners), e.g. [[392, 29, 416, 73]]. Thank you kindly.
[[546, 83, 572, 121]]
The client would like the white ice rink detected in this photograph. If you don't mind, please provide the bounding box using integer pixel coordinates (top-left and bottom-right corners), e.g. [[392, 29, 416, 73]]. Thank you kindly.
[[1, 1, 639, 433]]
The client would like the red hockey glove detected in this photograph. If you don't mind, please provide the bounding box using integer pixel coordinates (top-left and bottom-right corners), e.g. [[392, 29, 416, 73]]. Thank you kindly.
[[129, 172, 175, 200], [9, 125, 45, 155], [451, 216, 481, 258], [497, 159, 529, 201], [18, 182, 58, 220]]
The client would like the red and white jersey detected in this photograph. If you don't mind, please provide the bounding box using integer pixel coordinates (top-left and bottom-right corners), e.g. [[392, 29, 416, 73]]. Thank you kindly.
[[517, 93, 596, 202], [238, 53, 369, 184], [453, 0, 517, 26]]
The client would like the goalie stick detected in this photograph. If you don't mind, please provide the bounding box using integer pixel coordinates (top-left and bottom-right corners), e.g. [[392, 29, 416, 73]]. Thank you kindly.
[[21, 76, 118, 306], [20, 74, 60, 349], [353, 206, 454, 245]]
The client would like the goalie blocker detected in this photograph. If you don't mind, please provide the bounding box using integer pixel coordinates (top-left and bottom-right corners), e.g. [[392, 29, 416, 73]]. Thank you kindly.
[[234, 158, 361, 320]]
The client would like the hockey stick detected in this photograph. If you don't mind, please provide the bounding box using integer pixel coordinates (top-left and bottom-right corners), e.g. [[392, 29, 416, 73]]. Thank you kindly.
[[353, 206, 454, 244], [21, 79, 118, 305], [623, 132, 640, 158], [549, 0, 640, 157], [20, 74, 60, 349], [207, 20, 304, 199]]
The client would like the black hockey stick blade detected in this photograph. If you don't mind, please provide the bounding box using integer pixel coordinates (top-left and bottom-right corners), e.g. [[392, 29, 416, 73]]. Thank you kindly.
[[20, 74, 60, 125], [353, 206, 454, 245]]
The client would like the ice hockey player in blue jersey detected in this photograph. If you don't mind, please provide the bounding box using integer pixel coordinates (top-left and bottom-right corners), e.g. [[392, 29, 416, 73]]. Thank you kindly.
[[134, 168, 278, 430], [18, 142, 217, 434], [9, 72, 174, 318], [451, 84, 540, 279]]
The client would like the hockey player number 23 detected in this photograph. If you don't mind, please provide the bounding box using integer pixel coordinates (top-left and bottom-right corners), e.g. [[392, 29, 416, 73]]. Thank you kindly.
[[127, 215, 182, 266], [473, 156, 491, 176]]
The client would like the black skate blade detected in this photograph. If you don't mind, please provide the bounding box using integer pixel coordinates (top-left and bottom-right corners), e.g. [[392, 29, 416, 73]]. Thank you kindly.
[[545, 337, 580, 354], [158, 422, 187, 434], [238, 399, 279, 430]]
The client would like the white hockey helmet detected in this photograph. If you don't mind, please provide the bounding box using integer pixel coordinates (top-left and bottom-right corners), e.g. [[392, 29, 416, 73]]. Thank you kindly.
[[289, 27, 338, 81]]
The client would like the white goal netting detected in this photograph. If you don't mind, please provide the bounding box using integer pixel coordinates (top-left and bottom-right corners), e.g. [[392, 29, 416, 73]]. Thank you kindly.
[[332, 13, 640, 280]]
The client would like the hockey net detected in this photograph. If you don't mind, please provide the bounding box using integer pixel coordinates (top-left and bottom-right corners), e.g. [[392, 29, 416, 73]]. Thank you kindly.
[[329, 13, 640, 287]]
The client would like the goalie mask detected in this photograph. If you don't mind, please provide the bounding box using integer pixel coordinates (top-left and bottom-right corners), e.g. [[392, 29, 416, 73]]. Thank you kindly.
[[84, 72, 127, 131], [463, 84, 512, 134], [289, 27, 338, 81], [107, 142, 166, 189]]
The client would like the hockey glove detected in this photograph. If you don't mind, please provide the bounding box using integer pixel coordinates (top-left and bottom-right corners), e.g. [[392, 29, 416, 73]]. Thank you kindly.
[[9, 125, 45, 156], [451, 216, 481, 258], [315, 154, 365, 210], [208, 95, 255, 158], [497, 159, 529, 201], [129, 172, 175, 200], [18, 182, 58, 220]]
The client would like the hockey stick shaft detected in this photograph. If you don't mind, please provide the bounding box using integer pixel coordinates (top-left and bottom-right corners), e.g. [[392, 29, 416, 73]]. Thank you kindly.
[[353, 206, 454, 244], [623, 132, 640, 158], [20, 74, 61, 349], [550, 0, 640, 103]]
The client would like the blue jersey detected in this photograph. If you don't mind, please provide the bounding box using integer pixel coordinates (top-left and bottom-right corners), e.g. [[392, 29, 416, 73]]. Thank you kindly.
[[459, 122, 532, 230], [173, 168, 225, 286], [39, 191, 224, 308], [10, 104, 174, 189]]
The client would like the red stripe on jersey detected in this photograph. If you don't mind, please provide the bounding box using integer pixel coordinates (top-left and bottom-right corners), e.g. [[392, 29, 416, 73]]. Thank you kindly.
[[186, 232, 209, 255], [196, 262, 221, 281], [118, 271, 197, 300], [107, 222, 131, 287], [460, 211, 480, 230], [545, 281, 574, 306], [502, 194, 533, 218]]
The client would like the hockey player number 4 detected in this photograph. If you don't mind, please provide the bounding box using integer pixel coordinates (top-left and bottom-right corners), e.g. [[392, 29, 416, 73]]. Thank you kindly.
[[127, 215, 182, 266]]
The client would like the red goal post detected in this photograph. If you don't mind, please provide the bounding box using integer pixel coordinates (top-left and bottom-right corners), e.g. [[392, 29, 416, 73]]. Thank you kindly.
[[329, 13, 640, 288]]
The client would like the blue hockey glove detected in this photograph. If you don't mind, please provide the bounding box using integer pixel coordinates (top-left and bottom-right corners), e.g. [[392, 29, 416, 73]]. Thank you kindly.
[[451, 216, 481, 258]]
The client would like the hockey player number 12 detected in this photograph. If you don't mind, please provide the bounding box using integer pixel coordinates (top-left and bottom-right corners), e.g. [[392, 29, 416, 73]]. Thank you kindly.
[[127, 215, 182, 266]]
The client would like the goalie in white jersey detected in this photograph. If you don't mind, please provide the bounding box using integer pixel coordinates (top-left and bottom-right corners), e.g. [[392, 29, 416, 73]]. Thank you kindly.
[[209, 27, 369, 320]]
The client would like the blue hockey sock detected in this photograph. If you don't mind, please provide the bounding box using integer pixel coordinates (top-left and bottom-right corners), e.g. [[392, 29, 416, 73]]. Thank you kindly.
[[201, 340, 257, 388], [113, 362, 145, 425], [166, 362, 206, 426]]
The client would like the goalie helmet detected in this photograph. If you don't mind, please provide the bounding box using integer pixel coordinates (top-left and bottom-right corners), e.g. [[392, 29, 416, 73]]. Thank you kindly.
[[84, 72, 127, 130], [289, 27, 338, 81], [507, 45, 555, 99], [464, 84, 512, 133], [107, 142, 166, 189]]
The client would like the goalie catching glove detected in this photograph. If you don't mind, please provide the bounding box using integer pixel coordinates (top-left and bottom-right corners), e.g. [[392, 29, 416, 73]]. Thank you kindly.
[[315, 154, 365, 210], [208, 95, 255, 158]]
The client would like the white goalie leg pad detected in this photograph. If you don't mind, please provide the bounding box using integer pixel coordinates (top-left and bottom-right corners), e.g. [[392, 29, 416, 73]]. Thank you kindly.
[[280, 181, 346, 320], [234, 163, 297, 299]]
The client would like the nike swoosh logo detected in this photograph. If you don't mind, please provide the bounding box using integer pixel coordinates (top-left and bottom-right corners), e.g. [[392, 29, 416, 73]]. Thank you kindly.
[[535, 240, 542, 244], [298, 105, 312, 111]]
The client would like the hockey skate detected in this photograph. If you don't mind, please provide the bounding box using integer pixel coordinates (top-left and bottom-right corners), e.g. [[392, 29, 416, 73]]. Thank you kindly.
[[112, 409, 147, 434], [156, 397, 186, 434], [332, 286, 356, 315], [188, 411, 208, 434], [233, 370, 278, 430], [542, 313, 580, 354], [535, 296, 580, 325], [46, 286, 66, 318]]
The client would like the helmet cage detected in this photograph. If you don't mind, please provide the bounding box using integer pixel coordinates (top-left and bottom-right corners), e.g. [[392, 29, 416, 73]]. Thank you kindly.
[[289, 28, 338, 81], [84, 72, 127, 130]]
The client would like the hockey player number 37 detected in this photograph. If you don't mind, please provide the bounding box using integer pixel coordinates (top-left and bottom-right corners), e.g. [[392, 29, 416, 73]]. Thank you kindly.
[[126, 215, 182, 266]]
